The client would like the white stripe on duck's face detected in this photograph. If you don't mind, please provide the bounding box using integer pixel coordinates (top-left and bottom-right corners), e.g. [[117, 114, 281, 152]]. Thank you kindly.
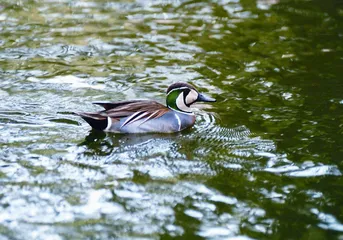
[[175, 92, 190, 112], [175, 89, 198, 113], [185, 89, 199, 105]]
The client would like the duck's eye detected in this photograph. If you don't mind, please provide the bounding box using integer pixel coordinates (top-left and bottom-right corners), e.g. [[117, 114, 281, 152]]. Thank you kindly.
[[185, 89, 198, 105]]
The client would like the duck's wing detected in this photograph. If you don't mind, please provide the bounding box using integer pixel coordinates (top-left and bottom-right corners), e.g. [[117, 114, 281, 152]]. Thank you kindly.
[[92, 100, 144, 111], [75, 100, 170, 131]]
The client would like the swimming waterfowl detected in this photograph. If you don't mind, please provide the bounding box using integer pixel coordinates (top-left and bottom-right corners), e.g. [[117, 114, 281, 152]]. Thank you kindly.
[[75, 82, 216, 133]]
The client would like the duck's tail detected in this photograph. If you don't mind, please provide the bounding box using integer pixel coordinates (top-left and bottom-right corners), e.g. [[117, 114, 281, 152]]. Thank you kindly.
[[74, 112, 108, 131]]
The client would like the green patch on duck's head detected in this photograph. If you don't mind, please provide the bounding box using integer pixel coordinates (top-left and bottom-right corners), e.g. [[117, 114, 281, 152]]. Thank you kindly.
[[166, 88, 188, 112], [166, 82, 216, 113]]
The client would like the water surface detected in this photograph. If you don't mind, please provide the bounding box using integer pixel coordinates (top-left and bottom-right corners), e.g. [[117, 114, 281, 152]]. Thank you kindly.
[[0, 0, 343, 239]]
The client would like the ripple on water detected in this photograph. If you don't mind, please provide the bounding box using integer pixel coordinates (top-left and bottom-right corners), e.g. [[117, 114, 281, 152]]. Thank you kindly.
[[266, 162, 342, 177], [192, 112, 342, 178]]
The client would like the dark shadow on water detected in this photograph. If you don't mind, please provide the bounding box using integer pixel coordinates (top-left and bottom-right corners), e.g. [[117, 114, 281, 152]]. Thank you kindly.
[[78, 129, 183, 156]]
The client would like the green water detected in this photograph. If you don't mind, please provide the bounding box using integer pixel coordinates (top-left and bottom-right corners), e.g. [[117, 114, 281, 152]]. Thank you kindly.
[[0, 0, 343, 239]]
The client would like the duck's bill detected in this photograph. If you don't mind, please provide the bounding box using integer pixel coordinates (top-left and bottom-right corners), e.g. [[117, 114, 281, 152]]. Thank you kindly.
[[197, 93, 216, 102]]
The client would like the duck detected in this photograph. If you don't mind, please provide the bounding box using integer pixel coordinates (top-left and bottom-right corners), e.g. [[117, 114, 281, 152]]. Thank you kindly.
[[75, 82, 216, 133]]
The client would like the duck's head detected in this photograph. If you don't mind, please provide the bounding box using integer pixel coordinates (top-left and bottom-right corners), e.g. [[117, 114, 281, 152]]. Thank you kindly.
[[166, 82, 216, 114]]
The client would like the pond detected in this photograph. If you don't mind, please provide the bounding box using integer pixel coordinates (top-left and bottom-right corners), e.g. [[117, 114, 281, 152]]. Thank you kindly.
[[0, 0, 343, 239]]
